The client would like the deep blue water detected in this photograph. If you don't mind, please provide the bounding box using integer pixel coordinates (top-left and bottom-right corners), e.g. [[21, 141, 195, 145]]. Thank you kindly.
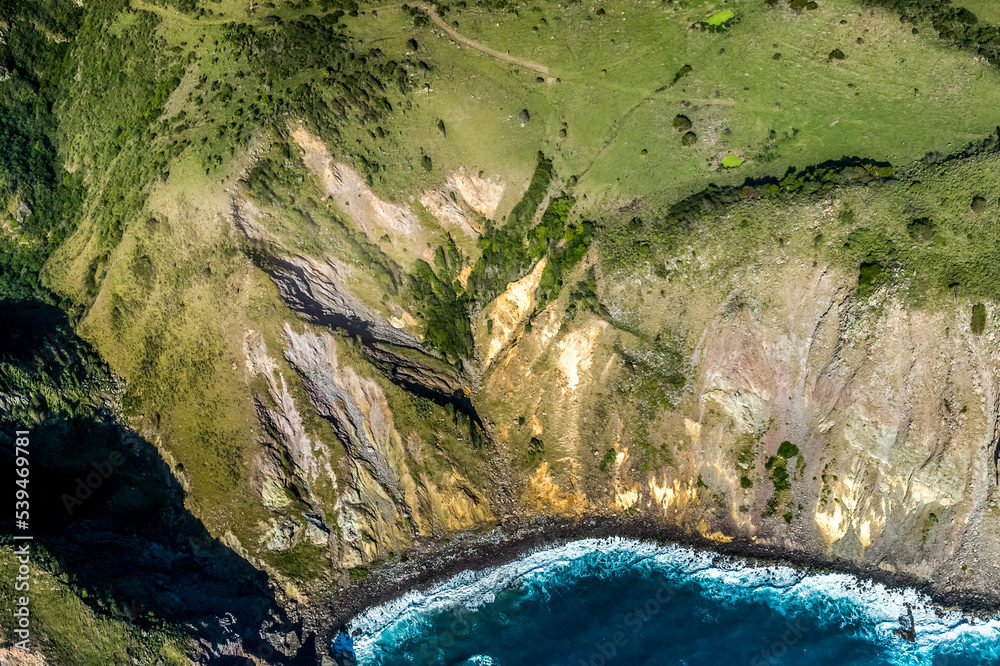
[[349, 539, 1000, 666]]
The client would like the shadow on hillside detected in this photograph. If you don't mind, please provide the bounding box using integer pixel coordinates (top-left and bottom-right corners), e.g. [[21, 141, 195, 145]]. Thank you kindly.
[[0, 299, 311, 665]]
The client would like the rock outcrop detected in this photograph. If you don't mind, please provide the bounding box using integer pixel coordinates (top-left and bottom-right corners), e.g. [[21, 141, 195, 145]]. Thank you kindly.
[[282, 324, 493, 566], [258, 254, 422, 350]]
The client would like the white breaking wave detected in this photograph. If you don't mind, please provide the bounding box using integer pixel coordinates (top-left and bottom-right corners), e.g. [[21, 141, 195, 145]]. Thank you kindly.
[[348, 538, 1000, 665]]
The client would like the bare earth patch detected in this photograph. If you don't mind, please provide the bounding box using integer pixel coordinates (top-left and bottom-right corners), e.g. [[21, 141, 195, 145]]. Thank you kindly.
[[448, 168, 504, 219]]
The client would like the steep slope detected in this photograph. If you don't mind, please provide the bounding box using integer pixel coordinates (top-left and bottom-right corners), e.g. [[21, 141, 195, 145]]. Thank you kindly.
[[5, 0, 1000, 662]]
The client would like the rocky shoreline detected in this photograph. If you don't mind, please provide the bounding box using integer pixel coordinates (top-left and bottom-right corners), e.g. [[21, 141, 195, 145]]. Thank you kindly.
[[297, 515, 1000, 659]]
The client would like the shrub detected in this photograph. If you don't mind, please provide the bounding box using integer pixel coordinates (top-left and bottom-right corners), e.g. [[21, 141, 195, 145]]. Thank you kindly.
[[907, 217, 935, 243], [764, 455, 791, 493], [466, 152, 554, 303], [599, 448, 617, 472], [776, 441, 799, 458], [858, 262, 884, 296], [671, 64, 692, 86], [972, 303, 987, 334]]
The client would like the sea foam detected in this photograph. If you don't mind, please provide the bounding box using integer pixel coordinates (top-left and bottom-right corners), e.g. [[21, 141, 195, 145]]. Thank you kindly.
[[348, 538, 1000, 665]]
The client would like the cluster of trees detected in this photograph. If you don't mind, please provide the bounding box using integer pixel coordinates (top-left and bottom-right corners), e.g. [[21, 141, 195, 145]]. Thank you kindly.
[[56, 0, 184, 263], [599, 157, 898, 270], [465, 152, 554, 304], [534, 198, 593, 309], [223, 13, 412, 168], [410, 259, 473, 359], [411, 155, 597, 361], [0, 0, 85, 300], [841, 0, 1000, 69], [5, 0, 416, 304], [0, 0, 188, 302]]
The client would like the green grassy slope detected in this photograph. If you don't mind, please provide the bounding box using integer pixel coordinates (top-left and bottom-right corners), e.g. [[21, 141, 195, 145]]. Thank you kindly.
[[352, 0, 1000, 205]]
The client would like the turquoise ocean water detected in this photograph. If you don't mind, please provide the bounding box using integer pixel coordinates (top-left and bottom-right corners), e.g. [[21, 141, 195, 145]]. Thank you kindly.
[[348, 538, 1000, 666]]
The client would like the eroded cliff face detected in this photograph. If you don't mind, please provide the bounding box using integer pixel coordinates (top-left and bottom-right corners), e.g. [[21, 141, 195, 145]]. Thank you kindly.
[[242, 320, 494, 573], [245, 211, 1000, 605], [478, 253, 1000, 602], [230, 131, 1000, 610]]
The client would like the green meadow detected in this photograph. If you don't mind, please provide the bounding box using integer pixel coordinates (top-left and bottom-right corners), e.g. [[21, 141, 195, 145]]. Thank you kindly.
[[348, 0, 1000, 207]]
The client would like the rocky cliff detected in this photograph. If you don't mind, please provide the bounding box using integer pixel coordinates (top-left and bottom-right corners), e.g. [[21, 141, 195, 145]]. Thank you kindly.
[[231, 134, 1000, 629], [10, 129, 1000, 666]]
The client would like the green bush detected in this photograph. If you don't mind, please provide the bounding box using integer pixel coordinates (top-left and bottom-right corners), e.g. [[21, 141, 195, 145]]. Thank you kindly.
[[764, 455, 791, 494], [223, 15, 411, 163], [409, 260, 472, 361], [599, 448, 617, 472], [467, 152, 554, 304], [972, 303, 987, 335], [563, 268, 602, 322], [776, 441, 799, 459], [0, 0, 85, 299]]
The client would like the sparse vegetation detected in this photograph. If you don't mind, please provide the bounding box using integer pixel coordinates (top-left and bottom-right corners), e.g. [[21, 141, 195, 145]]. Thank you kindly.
[[599, 447, 616, 472], [764, 441, 800, 517], [616, 332, 687, 412]]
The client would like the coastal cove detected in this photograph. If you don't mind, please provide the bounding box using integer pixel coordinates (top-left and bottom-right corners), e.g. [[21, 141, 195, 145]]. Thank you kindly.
[[342, 534, 1000, 665], [306, 517, 1000, 662]]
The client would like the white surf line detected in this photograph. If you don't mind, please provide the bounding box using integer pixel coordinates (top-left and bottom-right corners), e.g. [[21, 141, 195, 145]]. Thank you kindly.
[[348, 538, 1000, 665]]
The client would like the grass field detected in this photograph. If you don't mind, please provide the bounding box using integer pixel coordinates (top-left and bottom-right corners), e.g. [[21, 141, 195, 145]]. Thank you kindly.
[[66, 0, 1000, 223], [344, 0, 1000, 207]]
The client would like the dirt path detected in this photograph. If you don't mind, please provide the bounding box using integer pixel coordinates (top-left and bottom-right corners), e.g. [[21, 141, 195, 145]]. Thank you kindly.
[[135, 0, 552, 75], [407, 2, 550, 75]]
